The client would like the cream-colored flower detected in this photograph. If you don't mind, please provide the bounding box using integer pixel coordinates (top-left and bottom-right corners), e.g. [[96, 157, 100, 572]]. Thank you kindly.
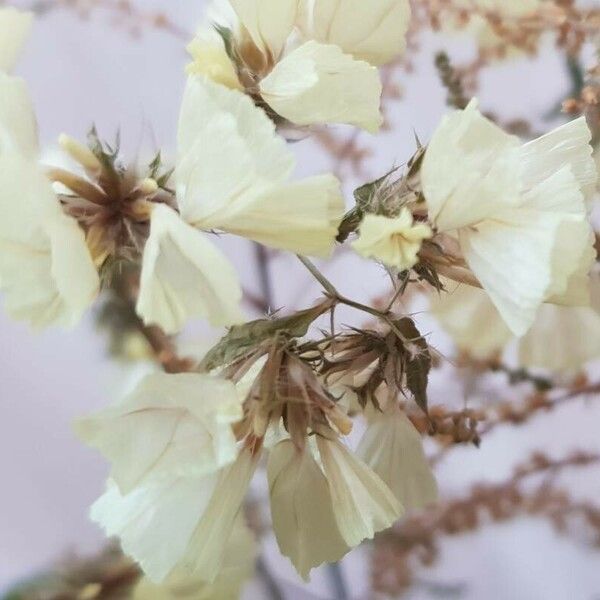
[[186, 31, 242, 90], [357, 405, 438, 511], [0, 7, 33, 73], [137, 76, 344, 333], [268, 439, 349, 579], [432, 277, 600, 373], [132, 517, 256, 599], [298, 0, 412, 66], [75, 372, 243, 493], [91, 446, 258, 584], [0, 151, 99, 327], [187, 0, 412, 131], [352, 209, 433, 270], [316, 436, 403, 547], [422, 100, 597, 337]]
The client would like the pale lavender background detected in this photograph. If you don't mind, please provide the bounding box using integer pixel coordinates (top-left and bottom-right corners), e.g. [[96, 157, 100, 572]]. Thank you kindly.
[[1, 1, 600, 598]]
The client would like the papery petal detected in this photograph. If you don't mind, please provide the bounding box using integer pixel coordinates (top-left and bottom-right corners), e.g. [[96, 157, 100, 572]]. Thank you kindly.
[[519, 302, 600, 373], [0, 154, 98, 327], [430, 282, 512, 359], [268, 440, 349, 579], [0, 73, 38, 157], [301, 0, 411, 66], [229, 0, 299, 58], [136, 204, 244, 334], [260, 40, 383, 133], [352, 209, 432, 269], [75, 372, 243, 493], [316, 436, 402, 548], [520, 117, 597, 205], [133, 517, 256, 599], [91, 476, 218, 583], [459, 210, 561, 336], [179, 446, 259, 583], [422, 99, 521, 232], [357, 407, 438, 511], [0, 8, 33, 73], [177, 76, 293, 224], [199, 174, 344, 257], [186, 31, 242, 90]]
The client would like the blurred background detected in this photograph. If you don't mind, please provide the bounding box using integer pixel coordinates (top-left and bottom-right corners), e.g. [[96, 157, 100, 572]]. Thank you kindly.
[[1, 1, 600, 598]]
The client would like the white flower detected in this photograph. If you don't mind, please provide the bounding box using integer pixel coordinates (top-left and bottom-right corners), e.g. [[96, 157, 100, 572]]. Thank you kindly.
[[187, 0, 412, 131], [0, 7, 33, 73], [75, 372, 243, 493], [357, 405, 438, 510], [132, 517, 256, 599], [422, 100, 597, 336], [432, 278, 600, 373], [91, 446, 259, 584], [352, 209, 433, 270], [137, 76, 344, 333], [316, 436, 403, 547], [268, 439, 350, 579]]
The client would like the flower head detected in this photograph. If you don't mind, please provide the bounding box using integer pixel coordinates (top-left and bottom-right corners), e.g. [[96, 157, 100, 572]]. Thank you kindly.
[[187, 0, 412, 132], [422, 99, 597, 336], [137, 77, 344, 333], [353, 209, 433, 270], [0, 7, 33, 73]]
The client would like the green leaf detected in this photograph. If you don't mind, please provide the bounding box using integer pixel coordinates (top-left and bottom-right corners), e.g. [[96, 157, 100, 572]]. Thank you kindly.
[[200, 300, 335, 372]]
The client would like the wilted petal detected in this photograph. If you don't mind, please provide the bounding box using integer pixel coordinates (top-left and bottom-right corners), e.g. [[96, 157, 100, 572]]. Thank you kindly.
[[316, 436, 402, 548], [179, 446, 259, 583], [260, 40, 383, 133], [520, 117, 597, 205], [75, 372, 243, 493], [352, 209, 432, 270], [132, 517, 256, 599], [357, 407, 438, 511], [302, 0, 411, 66], [0, 73, 38, 157], [0, 8, 33, 73], [229, 0, 299, 58], [91, 475, 218, 583], [268, 440, 349, 579], [136, 204, 244, 334], [199, 174, 344, 257], [0, 154, 98, 327], [177, 76, 293, 225]]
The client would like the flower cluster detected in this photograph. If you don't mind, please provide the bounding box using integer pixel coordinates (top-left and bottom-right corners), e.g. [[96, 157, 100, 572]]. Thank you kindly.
[[1, 1, 599, 598]]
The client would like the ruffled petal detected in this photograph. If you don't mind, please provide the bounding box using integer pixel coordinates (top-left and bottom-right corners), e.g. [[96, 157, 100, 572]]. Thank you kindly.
[[75, 372, 243, 493], [229, 0, 299, 58], [301, 0, 411, 66], [178, 446, 259, 583], [0, 154, 97, 327], [520, 117, 597, 205], [91, 476, 218, 583], [0, 7, 33, 73], [177, 76, 294, 224], [430, 282, 512, 359], [316, 436, 402, 548], [357, 406, 438, 511], [132, 517, 256, 599], [422, 99, 521, 232], [260, 40, 383, 133], [268, 440, 349, 579], [136, 204, 244, 334], [199, 173, 344, 257]]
